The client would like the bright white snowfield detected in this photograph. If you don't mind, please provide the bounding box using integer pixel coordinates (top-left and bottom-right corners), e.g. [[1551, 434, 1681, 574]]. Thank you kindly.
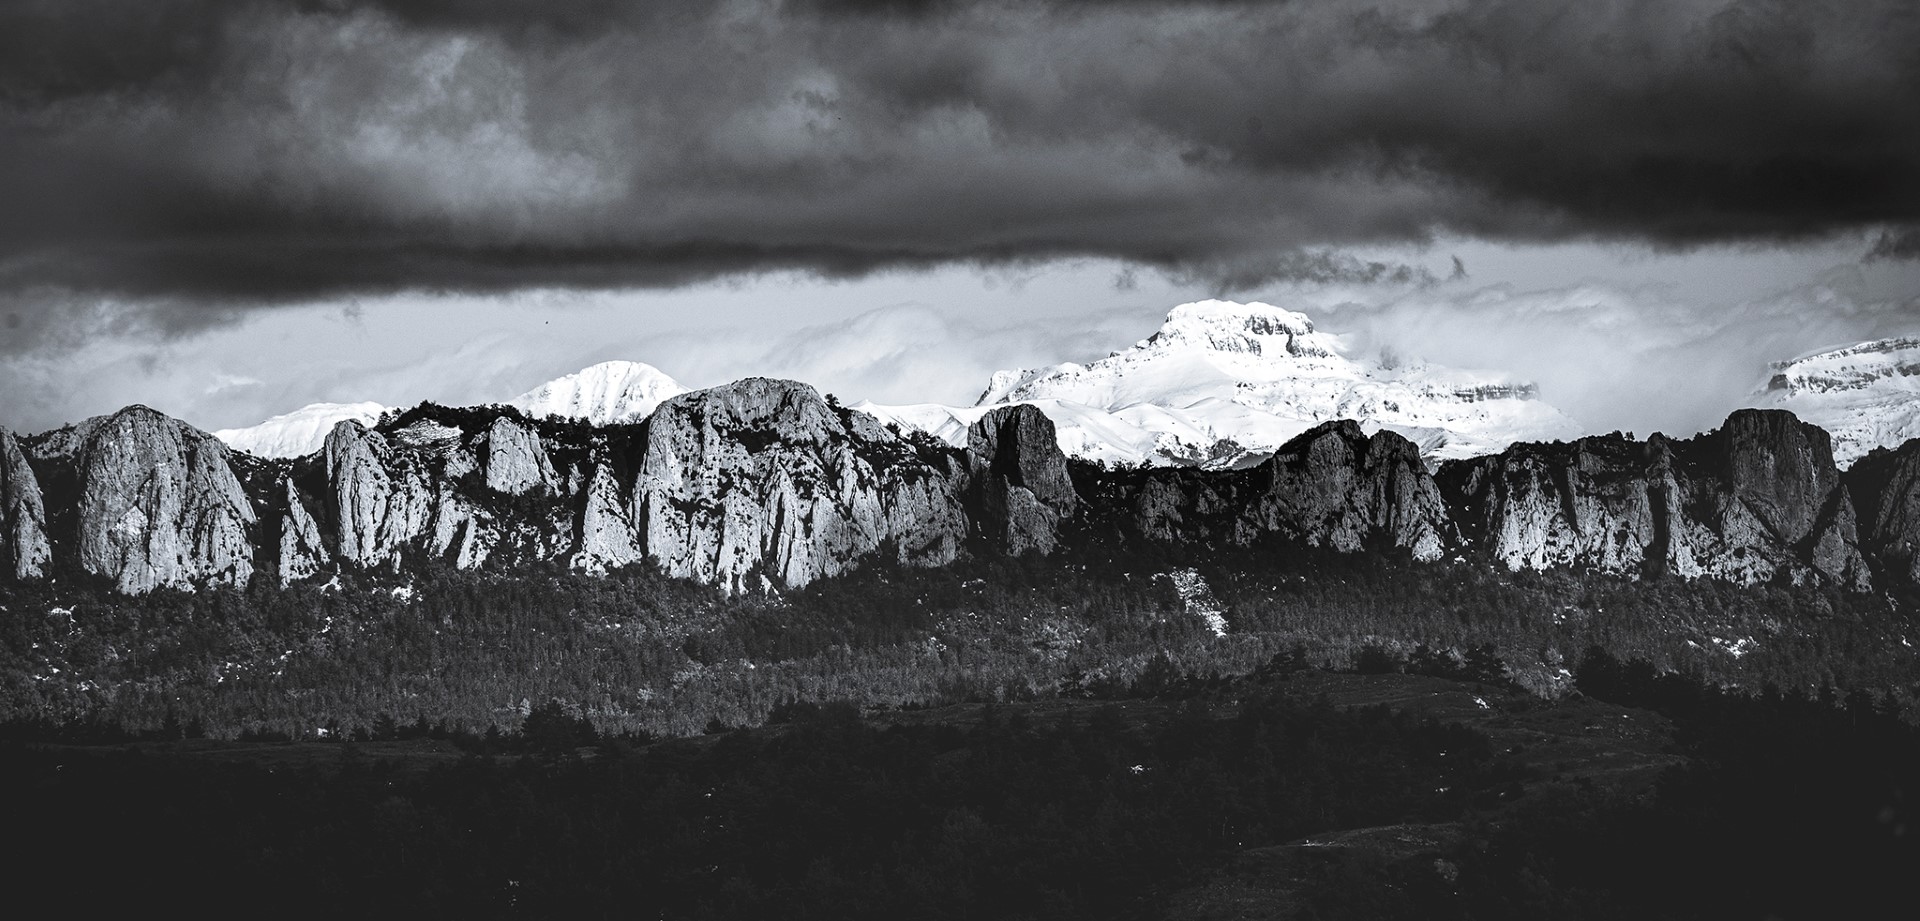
[[1755, 338, 1920, 468], [212, 362, 687, 458], [505, 360, 689, 426], [214, 402, 387, 459], [860, 300, 1584, 468]]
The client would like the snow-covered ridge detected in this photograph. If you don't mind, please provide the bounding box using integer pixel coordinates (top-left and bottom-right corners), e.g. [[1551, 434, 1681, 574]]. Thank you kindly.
[[214, 402, 387, 460], [213, 362, 687, 458], [875, 299, 1582, 468], [1755, 337, 1920, 468]]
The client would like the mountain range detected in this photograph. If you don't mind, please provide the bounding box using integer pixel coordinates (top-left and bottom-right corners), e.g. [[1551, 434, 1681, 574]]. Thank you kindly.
[[209, 300, 1920, 476], [214, 360, 690, 459], [5, 381, 1920, 600], [5, 300, 1920, 602]]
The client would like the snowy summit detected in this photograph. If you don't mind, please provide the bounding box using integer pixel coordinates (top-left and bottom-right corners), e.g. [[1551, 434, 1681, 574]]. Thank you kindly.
[[862, 300, 1582, 468], [506, 361, 688, 426]]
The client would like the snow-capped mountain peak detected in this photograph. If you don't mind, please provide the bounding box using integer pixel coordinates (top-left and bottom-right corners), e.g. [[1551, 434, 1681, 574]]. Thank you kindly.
[[1755, 337, 1920, 467], [1138, 299, 1341, 359], [213, 402, 387, 459], [506, 360, 688, 426], [872, 299, 1583, 469]]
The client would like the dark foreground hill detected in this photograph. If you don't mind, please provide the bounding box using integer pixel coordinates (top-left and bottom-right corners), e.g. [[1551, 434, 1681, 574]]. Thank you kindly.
[[5, 659, 1913, 920]]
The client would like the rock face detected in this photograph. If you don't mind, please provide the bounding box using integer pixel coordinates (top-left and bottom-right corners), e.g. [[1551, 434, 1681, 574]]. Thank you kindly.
[[1131, 421, 1448, 561], [75, 406, 256, 594], [966, 405, 1079, 556], [1439, 433, 1674, 576], [325, 421, 436, 569], [1847, 440, 1920, 587], [483, 416, 557, 495], [633, 379, 967, 592], [573, 463, 644, 573], [322, 420, 499, 571], [278, 477, 330, 585], [1, 429, 52, 581], [1439, 409, 1871, 589]]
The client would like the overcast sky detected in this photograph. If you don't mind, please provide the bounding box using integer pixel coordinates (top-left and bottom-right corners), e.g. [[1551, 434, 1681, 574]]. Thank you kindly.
[[3, 0, 1918, 437]]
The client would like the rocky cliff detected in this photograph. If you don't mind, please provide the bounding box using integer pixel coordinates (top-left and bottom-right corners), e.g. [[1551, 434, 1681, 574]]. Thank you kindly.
[[5, 391, 1914, 597], [633, 379, 967, 592], [277, 476, 331, 586], [319, 413, 569, 573], [1846, 440, 1920, 587], [67, 406, 257, 594], [483, 416, 558, 495], [965, 405, 1079, 556], [0, 428, 52, 581], [572, 462, 645, 574], [1127, 421, 1448, 561], [1438, 409, 1871, 589]]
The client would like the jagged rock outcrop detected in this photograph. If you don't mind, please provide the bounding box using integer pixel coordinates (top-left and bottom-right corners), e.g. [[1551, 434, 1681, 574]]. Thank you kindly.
[[633, 378, 966, 592], [75, 406, 256, 594], [1131, 421, 1447, 560], [483, 416, 557, 495], [326, 420, 436, 568], [1440, 409, 1871, 589], [1847, 439, 1920, 587], [323, 420, 499, 570], [573, 463, 644, 573], [0, 429, 51, 581], [1439, 432, 1674, 575], [966, 405, 1079, 555], [278, 477, 330, 585], [1711, 410, 1868, 588]]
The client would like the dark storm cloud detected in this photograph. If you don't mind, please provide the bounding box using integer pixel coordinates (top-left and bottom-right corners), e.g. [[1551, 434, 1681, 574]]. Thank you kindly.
[[2, 0, 1916, 304], [0, 288, 243, 358], [1868, 226, 1920, 262]]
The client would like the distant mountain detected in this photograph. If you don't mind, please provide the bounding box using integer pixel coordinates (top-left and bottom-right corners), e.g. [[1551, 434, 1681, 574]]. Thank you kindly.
[[507, 360, 687, 426], [1755, 337, 1920, 468], [211, 362, 688, 458], [214, 402, 387, 460], [861, 299, 1582, 468]]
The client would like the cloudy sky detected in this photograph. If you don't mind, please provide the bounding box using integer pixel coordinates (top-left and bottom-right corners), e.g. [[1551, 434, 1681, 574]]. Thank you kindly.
[[3, 0, 1917, 438]]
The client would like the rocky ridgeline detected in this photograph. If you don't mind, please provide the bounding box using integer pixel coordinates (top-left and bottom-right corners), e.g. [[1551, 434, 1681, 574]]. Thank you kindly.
[[4, 387, 1920, 597], [1438, 410, 1871, 589], [630, 378, 968, 593], [1122, 422, 1447, 561]]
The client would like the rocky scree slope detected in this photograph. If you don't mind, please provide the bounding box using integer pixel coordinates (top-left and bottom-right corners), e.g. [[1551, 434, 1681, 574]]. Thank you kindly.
[[5, 391, 1920, 598]]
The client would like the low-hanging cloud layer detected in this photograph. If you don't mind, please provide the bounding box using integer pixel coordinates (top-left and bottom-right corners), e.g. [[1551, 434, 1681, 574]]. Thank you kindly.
[[4, 0, 1919, 310], [3, 1, 1919, 439]]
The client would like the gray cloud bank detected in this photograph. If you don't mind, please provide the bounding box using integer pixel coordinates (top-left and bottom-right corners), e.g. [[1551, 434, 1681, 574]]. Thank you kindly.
[[4, 0, 1918, 308]]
